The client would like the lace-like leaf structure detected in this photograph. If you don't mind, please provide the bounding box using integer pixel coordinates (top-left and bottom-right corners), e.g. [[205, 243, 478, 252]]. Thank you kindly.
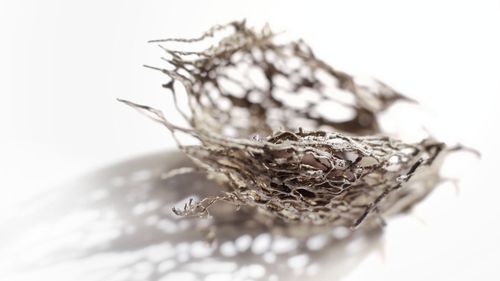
[[122, 20, 446, 230]]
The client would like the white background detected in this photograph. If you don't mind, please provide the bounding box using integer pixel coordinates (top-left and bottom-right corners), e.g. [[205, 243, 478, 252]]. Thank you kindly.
[[1, 1, 499, 280]]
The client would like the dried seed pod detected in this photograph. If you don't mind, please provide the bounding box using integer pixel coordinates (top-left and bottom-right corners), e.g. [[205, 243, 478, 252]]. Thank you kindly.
[[121, 20, 446, 232]]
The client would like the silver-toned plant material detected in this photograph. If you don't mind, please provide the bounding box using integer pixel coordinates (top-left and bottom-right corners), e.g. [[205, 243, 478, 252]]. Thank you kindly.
[[120, 20, 448, 233]]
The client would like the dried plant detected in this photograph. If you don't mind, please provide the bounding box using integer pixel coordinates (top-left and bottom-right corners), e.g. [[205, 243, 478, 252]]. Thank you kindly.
[[120, 20, 449, 233]]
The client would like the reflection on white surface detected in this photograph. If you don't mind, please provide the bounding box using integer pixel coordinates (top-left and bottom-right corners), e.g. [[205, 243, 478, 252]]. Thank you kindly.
[[0, 151, 383, 281]]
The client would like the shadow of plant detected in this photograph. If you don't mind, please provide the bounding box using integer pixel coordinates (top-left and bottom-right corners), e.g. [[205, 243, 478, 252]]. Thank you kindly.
[[1, 151, 383, 281]]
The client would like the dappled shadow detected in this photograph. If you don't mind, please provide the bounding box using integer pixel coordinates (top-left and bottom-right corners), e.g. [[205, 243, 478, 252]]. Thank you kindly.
[[1, 150, 383, 281]]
